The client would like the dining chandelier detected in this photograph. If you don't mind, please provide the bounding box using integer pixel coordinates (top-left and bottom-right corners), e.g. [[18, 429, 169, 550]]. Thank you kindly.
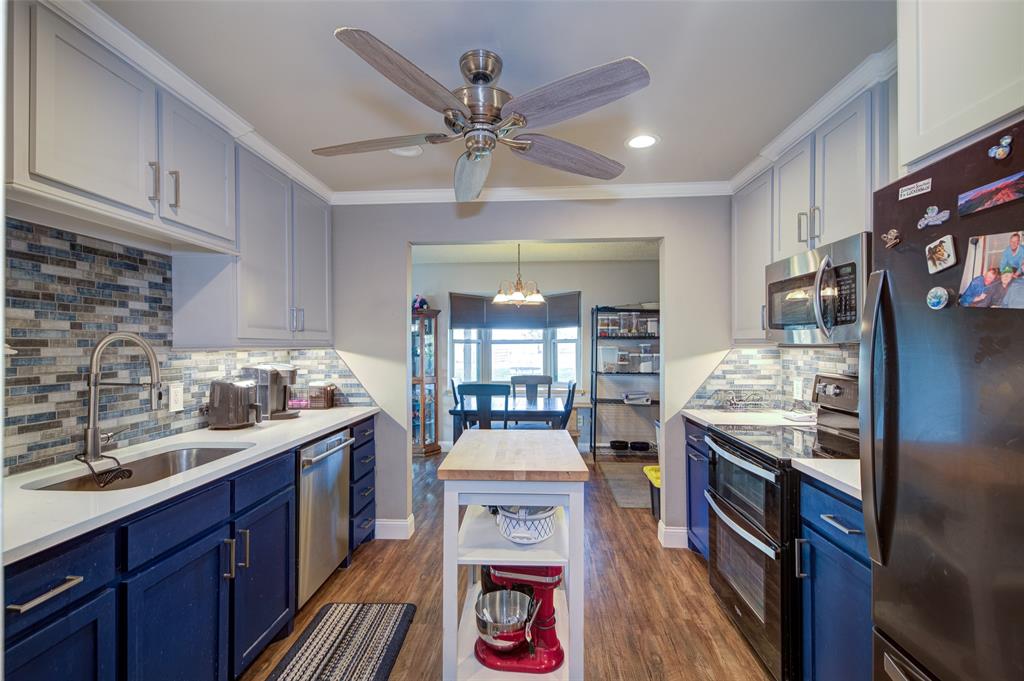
[[493, 244, 545, 306]]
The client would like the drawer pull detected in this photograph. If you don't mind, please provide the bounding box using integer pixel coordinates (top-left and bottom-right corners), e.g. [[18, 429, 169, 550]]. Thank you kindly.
[[7, 575, 84, 613], [238, 529, 252, 569], [361, 486, 375, 498], [358, 518, 373, 530], [359, 455, 375, 465], [820, 513, 862, 535], [359, 428, 374, 439]]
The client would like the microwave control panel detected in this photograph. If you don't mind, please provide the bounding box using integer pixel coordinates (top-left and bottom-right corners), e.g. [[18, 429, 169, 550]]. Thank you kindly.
[[835, 263, 858, 325]]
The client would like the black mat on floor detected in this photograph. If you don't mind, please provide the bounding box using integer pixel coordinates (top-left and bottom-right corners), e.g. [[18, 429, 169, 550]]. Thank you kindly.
[[267, 603, 416, 681]]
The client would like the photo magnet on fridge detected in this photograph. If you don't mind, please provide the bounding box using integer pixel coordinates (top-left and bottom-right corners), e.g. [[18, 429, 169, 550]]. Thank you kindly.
[[958, 230, 1024, 309], [957, 170, 1024, 216], [926, 235, 956, 274]]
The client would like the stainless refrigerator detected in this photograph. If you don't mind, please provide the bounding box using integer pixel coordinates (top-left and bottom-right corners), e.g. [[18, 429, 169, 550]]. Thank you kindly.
[[863, 121, 1024, 681]]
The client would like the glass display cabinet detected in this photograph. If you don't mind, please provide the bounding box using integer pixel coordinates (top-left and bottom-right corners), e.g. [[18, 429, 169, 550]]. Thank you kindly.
[[411, 308, 441, 456]]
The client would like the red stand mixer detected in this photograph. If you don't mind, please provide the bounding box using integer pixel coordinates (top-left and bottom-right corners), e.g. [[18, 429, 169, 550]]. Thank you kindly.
[[474, 565, 564, 673]]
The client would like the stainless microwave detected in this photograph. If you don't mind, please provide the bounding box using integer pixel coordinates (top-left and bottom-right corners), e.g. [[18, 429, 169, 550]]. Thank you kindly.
[[764, 232, 870, 345]]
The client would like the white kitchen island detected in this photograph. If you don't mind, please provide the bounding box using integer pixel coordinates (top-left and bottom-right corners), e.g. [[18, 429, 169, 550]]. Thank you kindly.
[[438, 430, 590, 681]]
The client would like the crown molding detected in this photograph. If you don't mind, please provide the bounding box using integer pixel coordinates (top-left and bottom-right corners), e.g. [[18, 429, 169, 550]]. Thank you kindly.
[[41, 0, 333, 202], [330, 181, 733, 206], [730, 41, 897, 192]]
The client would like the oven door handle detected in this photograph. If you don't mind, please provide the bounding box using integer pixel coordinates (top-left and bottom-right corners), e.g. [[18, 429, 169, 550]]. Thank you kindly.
[[705, 490, 779, 560], [813, 254, 834, 339], [705, 436, 778, 482]]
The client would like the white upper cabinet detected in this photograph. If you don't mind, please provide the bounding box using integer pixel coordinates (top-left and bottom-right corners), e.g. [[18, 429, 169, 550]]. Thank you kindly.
[[236, 148, 294, 341], [773, 136, 814, 260], [158, 92, 236, 242], [29, 5, 158, 214], [732, 170, 773, 341], [898, 0, 1024, 166], [813, 91, 872, 245], [291, 185, 332, 343]]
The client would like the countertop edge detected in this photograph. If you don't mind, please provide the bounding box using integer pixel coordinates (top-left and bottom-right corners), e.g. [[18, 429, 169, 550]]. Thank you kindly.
[[791, 459, 862, 501], [3, 406, 380, 565]]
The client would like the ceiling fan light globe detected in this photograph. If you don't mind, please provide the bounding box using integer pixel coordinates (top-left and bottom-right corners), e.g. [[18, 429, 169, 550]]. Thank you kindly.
[[493, 292, 509, 304], [525, 292, 546, 304], [509, 291, 526, 303]]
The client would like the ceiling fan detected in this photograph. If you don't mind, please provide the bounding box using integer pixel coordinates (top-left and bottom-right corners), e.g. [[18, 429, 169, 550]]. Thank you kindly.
[[312, 28, 651, 201]]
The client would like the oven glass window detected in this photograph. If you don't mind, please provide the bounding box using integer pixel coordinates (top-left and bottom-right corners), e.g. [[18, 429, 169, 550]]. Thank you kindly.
[[717, 458, 767, 528], [717, 519, 767, 622], [767, 272, 817, 330]]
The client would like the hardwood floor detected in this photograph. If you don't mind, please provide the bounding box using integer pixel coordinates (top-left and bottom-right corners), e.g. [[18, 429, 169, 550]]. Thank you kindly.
[[240, 457, 770, 681]]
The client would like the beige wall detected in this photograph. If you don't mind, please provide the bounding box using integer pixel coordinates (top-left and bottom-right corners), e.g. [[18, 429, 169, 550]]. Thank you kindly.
[[412, 258, 660, 444], [333, 197, 732, 531]]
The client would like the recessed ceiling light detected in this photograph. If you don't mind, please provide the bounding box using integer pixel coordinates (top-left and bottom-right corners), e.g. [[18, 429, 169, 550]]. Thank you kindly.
[[626, 134, 658, 149], [389, 145, 423, 157]]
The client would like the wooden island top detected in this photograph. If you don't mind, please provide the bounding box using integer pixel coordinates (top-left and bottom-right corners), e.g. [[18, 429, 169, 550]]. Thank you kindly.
[[437, 430, 590, 482]]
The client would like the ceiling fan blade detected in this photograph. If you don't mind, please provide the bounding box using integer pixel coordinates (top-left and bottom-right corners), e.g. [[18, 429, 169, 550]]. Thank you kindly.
[[502, 57, 650, 130], [312, 133, 454, 157], [454, 152, 492, 202], [509, 134, 624, 180], [334, 28, 470, 117]]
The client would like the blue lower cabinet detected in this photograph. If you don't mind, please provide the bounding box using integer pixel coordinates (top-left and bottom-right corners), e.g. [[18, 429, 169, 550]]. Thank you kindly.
[[686, 444, 710, 559], [6, 588, 116, 681], [799, 498, 872, 681], [232, 488, 296, 676], [125, 525, 232, 681]]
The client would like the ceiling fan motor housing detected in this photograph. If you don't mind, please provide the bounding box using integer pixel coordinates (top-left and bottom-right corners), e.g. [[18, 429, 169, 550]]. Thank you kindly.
[[459, 49, 502, 84]]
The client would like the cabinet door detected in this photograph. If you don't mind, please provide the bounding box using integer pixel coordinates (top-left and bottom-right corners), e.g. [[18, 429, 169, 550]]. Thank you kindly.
[[159, 92, 236, 243], [732, 170, 773, 340], [29, 5, 158, 214], [291, 184, 332, 342], [232, 489, 296, 675], [686, 445, 709, 559], [800, 524, 872, 681], [897, 0, 1024, 166], [6, 589, 116, 681], [773, 136, 814, 260], [814, 91, 872, 247], [236, 148, 293, 340], [125, 526, 231, 681]]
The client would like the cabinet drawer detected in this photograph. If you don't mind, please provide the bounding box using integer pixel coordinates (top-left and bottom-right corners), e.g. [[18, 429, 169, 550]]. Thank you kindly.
[[684, 419, 709, 456], [350, 472, 376, 516], [123, 483, 231, 571], [352, 418, 375, 448], [351, 501, 375, 549], [5, 532, 116, 639], [233, 452, 294, 512], [800, 480, 867, 562], [351, 439, 376, 482]]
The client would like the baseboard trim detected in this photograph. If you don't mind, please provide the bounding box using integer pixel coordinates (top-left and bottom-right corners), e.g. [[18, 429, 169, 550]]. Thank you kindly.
[[375, 514, 415, 540], [658, 521, 689, 549]]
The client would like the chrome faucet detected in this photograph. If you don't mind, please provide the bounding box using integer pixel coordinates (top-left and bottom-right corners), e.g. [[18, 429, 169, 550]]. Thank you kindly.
[[83, 332, 163, 463]]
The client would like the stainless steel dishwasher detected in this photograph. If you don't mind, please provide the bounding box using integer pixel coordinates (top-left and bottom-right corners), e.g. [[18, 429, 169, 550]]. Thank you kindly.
[[298, 429, 355, 606]]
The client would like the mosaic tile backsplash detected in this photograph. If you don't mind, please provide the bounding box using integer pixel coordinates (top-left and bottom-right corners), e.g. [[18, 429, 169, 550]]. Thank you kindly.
[[4, 218, 371, 474], [685, 346, 859, 410]]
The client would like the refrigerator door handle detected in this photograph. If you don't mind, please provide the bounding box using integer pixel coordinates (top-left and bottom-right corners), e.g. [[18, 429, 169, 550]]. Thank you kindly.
[[813, 254, 833, 338], [859, 269, 888, 566]]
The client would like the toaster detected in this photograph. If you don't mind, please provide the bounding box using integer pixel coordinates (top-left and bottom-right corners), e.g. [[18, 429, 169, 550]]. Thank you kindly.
[[207, 379, 262, 429]]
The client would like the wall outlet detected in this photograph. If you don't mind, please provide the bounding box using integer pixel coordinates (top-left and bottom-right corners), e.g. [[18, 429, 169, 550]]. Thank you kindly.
[[792, 376, 804, 401], [168, 382, 184, 413]]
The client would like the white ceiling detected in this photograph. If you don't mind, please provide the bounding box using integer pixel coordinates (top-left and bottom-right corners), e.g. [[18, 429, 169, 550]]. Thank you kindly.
[[412, 240, 660, 264], [95, 0, 895, 193]]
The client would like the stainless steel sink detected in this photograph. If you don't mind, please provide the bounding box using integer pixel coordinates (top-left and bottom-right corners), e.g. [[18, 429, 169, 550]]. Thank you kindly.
[[39, 447, 249, 492]]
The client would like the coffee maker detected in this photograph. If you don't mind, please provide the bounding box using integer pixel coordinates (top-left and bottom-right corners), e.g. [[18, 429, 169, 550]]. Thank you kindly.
[[240, 363, 299, 420]]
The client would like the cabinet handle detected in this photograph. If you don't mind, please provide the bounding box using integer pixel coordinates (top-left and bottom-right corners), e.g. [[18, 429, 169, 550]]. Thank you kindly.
[[360, 428, 374, 439], [359, 518, 373, 530], [148, 161, 160, 201], [820, 513, 862, 535], [223, 538, 236, 579], [361, 486, 375, 498], [6, 575, 84, 613], [359, 455, 375, 465], [299, 308, 305, 331], [238, 529, 252, 569], [795, 537, 808, 579], [760, 304, 767, 331], [169, 170, 181, 208], [811, 205, 822, 239], [288, 307, 297, 332], [797, 211, 809, 243]]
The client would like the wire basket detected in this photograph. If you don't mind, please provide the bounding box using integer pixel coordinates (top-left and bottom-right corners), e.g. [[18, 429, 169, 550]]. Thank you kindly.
[[287, 383, 336, 410]]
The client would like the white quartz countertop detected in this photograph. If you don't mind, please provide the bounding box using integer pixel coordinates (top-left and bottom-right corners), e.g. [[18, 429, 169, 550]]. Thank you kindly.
[[791, 459, 862, 500], [3, 406, 379, 565], [681, 408, 816, 428]]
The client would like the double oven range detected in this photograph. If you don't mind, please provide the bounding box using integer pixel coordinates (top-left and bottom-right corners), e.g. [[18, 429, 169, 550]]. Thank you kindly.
[[703, 373, 860, 681]]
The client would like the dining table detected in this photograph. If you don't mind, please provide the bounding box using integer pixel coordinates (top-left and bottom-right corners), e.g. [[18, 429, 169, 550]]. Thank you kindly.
[[450, 395, 565, 440]]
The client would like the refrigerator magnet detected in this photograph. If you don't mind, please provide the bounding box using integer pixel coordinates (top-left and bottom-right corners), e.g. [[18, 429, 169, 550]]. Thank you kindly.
[[988, 135, 1012, 160], [926, 287, 950, 310], [957, 169, 1024, 216], [926, 235, 957, 274], [917, 206, 950, 229], [881, 228, 902, 249]]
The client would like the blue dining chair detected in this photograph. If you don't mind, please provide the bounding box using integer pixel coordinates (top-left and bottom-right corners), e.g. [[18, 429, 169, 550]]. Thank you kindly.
[[510, 375, 553, 401], [457, 383, 510, 430], [508, 382, 576, 431]]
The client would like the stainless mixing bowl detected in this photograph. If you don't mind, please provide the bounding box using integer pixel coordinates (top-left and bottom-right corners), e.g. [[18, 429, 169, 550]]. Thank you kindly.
[[475, 589, 533, 650]]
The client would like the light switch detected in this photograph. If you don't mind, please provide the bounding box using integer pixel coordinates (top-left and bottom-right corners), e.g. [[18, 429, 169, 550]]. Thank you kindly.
[[792, 376, 804, 401], [168, 382, 184, 412]]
